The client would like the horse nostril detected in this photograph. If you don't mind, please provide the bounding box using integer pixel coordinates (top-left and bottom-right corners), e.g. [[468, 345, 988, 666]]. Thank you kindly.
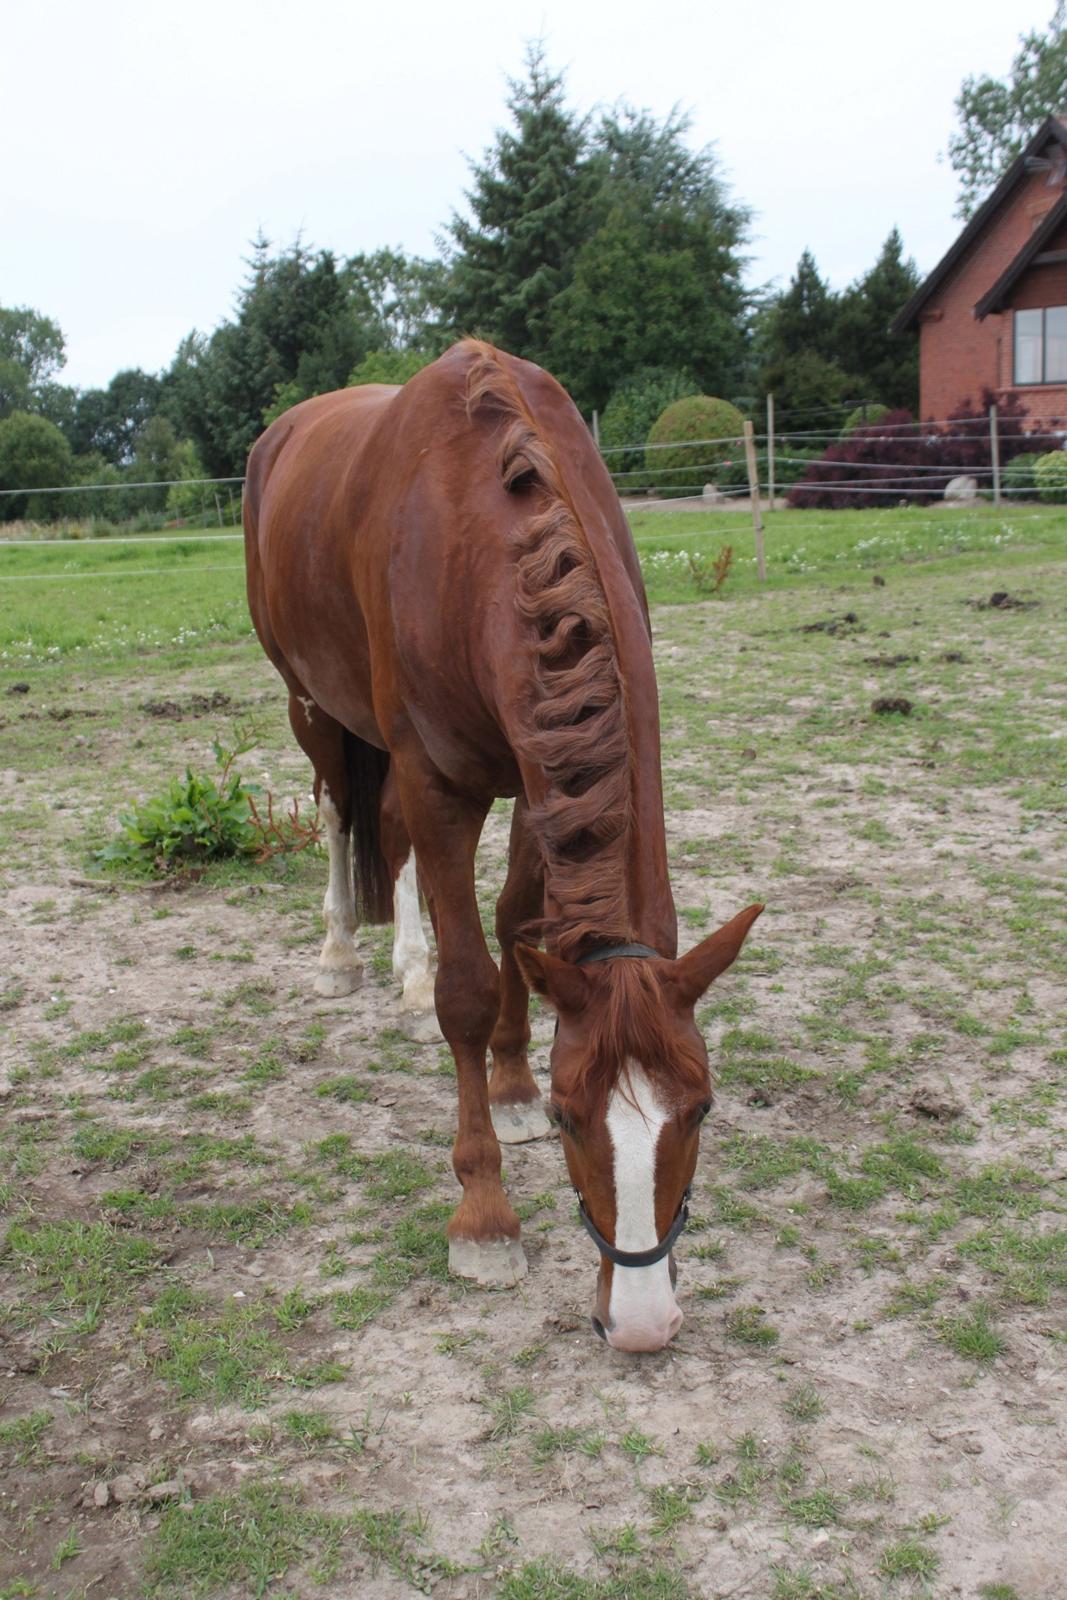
[[591, 1315, 608, 1342]]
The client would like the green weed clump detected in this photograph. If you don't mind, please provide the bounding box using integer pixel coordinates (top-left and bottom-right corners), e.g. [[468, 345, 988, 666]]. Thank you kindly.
[[98, 736, 258, 871]]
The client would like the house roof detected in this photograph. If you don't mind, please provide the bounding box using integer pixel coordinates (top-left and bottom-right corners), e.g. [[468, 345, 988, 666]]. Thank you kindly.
[[974, 192, 1067, 316], [891, 115, 1067, 334]]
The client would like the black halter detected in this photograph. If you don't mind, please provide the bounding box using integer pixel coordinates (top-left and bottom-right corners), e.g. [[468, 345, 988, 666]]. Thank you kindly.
[[566, 939, 691, 1270], [576, 1184, 691, 1269], [574, 941, 663, 966]]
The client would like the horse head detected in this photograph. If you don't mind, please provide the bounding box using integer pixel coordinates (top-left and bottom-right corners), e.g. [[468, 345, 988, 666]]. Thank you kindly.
[[517, 903, 762, 1352]]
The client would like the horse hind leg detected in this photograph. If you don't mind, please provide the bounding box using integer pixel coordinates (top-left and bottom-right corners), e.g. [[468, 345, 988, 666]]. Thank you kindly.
[[286, 693, 364, 997], [380, 769, 435, 1014], [488, 797, 552, 1144], [316, 787, 363, 998]]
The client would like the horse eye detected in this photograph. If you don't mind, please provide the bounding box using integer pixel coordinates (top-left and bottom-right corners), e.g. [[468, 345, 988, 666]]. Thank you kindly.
[[696, 1100, 713, 1124]]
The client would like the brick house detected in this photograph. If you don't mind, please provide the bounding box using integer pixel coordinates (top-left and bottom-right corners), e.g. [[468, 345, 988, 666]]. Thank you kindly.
[[893, 115, 1067, 421]]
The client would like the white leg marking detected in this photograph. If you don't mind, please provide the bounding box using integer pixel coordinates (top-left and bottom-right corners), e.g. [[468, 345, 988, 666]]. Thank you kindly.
[[392, 850, 435, 1013], [314, 789, 363, 997], [605, 1062, 682, 1348]]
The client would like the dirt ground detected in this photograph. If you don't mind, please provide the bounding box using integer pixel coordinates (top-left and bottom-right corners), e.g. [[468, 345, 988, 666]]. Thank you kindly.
[[1, 548, 1065, 1600]]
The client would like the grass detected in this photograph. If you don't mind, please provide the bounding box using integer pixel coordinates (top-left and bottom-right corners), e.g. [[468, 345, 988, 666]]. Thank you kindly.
[[143, 1481, 442, 1597], [498, 1557, 690, 1599], [4, 1218, 161, 1328], [484, 1385, 537, 1440], [782, 1383, 823, 1423], [0, 1410, 52, 1465], [937, 1305, 1004, 1362], [877, 1538, 940, 1581], [138, 1285, 295, 1406], [724, 1304, 779, 1347]]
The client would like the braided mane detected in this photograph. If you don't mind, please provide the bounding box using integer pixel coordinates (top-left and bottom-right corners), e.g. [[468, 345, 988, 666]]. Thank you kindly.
[[464, 340, 633, 960]]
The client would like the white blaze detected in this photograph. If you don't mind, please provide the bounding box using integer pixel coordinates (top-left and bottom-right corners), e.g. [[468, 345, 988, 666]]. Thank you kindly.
[[605, 1062, 679, 1340]]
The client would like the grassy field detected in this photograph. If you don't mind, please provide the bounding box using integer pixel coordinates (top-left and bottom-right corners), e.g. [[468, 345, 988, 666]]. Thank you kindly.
[[0, 501, 1063, 663], [1, 504, 1065, 1599]]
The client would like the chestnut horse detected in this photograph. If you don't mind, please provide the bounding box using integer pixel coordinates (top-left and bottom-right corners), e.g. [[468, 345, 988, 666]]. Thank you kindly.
[[244, 340, 761, 1351]]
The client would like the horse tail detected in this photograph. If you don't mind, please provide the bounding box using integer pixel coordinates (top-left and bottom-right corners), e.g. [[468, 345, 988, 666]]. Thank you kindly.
[[343, 730, 394, 926]]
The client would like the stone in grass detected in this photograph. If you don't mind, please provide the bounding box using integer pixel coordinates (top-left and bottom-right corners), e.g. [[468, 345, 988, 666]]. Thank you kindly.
[[908, 1080, 963, 1121], [871, 696, 913, 716], [86, 1468, 192, 1508]]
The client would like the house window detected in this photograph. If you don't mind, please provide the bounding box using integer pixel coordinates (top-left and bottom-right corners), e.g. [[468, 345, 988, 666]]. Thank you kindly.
[[1014, 306, 1067, 383]]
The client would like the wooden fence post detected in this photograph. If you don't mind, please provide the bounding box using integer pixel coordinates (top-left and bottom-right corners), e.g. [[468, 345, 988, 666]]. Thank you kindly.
[[743, 420, 766, 583], [592, 409, 600, 448], [766, 393, 775, 508], [990, 404, 1001, 506]]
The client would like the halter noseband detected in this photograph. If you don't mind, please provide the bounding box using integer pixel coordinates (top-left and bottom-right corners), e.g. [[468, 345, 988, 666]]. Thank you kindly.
[[576, 1184, 692, 1269], [565, 940, 692, 1270]]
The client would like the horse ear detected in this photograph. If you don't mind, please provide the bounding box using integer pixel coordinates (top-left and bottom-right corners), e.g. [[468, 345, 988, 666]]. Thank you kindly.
[[663, 904, 764, 1008], [514, 945, 590, 1014]]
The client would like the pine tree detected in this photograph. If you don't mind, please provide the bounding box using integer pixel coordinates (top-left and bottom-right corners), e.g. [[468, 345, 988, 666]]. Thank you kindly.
[[548, 106, 750, 413], [835, 229, 921, 412], [442, 43, 597, 360], [764, 250, 839, 363]]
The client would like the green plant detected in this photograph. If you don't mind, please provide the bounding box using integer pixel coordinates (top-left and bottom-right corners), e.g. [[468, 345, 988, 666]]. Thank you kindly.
[[725, 1304, 780, 1347], [1033, 449, 1067, 503], [841, 402, 890, 434], [600, 366, 699, 478], [348, 349, 432, 387], [687, 545, 733, 595], [938, 1305, 1004, 1361], [98, 731, 259, 871], [1001, 452, 1038, 501], [878, 1538, 940, 1580], [645, 395, 746, 498]]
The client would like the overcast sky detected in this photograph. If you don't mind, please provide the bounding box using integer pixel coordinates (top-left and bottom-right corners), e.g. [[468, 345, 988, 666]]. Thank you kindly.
[[2, 0, 1050, 390]]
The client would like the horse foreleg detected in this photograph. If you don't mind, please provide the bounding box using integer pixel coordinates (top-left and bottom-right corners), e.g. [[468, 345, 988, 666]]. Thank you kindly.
[[392, 757, 526, 1287], [488, 798, 552, 1144]]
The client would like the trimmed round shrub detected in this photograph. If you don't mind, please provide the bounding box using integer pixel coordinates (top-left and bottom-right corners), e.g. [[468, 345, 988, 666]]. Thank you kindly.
[[1033, 450, 1067, 503], [841, 403, 890, 436], [1001, 453, 1038, 502], [645, 396, 746, 499], [600, 367, 699, 483]]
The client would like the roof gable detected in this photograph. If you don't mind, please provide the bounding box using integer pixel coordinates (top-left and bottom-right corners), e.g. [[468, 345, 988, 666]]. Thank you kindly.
[[891, 116, 1067, 334], [974, 193, 1067, 317]]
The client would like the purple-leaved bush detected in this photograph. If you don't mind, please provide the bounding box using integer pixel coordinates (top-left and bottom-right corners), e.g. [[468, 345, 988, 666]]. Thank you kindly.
[[788, 392, 1060, 509]]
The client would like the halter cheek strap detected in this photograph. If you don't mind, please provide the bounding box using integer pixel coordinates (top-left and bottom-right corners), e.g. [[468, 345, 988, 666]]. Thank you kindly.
[[576, 1186, 691, 1269]]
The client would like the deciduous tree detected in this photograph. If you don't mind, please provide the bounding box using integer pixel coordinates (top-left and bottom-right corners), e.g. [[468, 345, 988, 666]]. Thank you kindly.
[[0, 306, 66, 418], [0, 411, 74, 520], [949, 3, 1067, 217]]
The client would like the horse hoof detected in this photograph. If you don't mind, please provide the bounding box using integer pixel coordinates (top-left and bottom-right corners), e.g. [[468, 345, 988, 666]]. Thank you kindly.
[[448, 1235, 528, 1287], [314, 965, 363, 998], [491, 1099, 554, 1144], [395, 1009, 441, 1045], [398, 970, 436, 1015]]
